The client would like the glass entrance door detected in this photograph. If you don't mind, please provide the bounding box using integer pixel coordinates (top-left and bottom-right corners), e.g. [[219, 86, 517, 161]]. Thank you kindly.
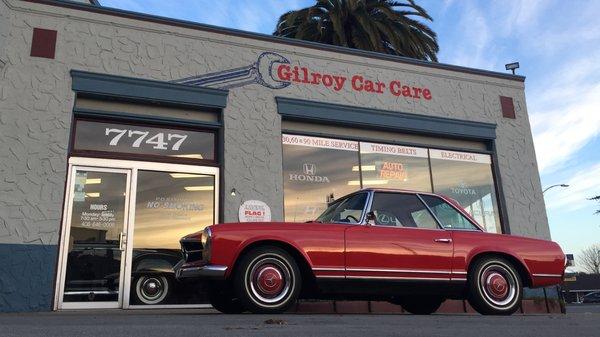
[[59, 167, 131, 309], [55, 158, 219, 310], [127, 170, 216, 306]]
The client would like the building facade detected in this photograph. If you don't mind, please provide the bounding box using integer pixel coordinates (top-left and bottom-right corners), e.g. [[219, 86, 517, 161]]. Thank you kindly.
[[0, 0, 552, 312]]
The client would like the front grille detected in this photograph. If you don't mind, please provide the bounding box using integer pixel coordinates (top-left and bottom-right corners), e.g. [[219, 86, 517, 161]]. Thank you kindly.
[[181, 239, 203, 263]]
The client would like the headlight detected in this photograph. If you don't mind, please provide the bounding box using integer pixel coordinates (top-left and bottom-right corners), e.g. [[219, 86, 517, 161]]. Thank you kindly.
[[201, 227, 212, 263], [201, 227, 211, 247]]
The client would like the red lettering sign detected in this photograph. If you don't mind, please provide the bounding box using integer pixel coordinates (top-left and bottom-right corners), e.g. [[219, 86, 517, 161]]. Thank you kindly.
[[276, 64, 432, 100]]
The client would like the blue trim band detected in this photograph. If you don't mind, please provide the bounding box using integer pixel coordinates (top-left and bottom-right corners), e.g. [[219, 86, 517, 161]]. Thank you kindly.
[[0, 244, 58, 312], [276, 97, 497, 140], [71, 70, 229, 109]]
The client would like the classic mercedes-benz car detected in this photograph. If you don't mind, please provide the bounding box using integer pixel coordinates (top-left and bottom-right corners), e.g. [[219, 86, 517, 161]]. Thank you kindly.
[[175, 189, 566, 315]]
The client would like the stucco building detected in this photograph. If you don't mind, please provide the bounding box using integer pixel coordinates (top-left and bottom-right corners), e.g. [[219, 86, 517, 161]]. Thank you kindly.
[[0, 0, 555, 312]]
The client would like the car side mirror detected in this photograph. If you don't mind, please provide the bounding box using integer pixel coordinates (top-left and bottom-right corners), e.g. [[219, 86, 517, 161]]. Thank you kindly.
[[365, 211, 376, 225]]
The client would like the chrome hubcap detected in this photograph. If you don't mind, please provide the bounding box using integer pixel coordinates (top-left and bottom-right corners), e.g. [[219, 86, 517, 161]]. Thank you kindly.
[[480, 264, 517, 307], [256, 265, 284, 296], [247, 256, 292, 304], [138, 276, 166, 302], [486, 272, 509, 299]]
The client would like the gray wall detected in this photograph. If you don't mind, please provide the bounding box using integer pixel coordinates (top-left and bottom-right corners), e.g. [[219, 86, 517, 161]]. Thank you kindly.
[[0, 0, 549, 312]]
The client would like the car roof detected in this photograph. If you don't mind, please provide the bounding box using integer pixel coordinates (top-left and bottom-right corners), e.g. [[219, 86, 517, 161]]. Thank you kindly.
[[355, 187, 437, 195]]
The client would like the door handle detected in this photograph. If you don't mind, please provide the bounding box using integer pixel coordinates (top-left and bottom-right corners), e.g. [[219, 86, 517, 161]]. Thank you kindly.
[[434, 238, 452, 243], [119, 232, 127, 251]]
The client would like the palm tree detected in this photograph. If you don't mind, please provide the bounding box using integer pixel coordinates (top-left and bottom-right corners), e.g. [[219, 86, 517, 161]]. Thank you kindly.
[[591, 195, 600, 214], [273, 0, 439, 62]]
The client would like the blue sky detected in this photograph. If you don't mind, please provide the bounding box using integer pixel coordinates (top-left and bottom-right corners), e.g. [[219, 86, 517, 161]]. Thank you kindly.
[[100, 0, 600, 267]]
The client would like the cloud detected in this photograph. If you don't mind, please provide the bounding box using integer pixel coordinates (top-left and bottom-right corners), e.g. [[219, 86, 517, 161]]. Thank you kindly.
[[100, 0, 310, 34], [444, 2, 497, 70], [498, 0, 548, 33], [529, 54, 600, 173], [545, 163, 600, 211]]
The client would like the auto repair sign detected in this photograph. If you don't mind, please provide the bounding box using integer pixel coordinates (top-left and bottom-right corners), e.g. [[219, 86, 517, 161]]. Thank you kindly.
[[176, 51, 433, 100], [239, 200, 272, 222]]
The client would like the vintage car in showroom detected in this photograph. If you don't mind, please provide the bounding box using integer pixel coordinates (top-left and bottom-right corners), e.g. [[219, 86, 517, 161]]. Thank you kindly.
[[175, 189, 566, 315]]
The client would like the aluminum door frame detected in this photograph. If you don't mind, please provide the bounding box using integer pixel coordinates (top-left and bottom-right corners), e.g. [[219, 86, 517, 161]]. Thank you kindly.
[[54, 157, 219, 310], [54, 165, 132, 310]]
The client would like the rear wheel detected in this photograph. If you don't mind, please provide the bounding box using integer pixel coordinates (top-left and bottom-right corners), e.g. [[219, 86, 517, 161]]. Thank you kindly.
[[392, 296, 444, 315], [233, 246, 301, 314], [467, 256, 523, 315]]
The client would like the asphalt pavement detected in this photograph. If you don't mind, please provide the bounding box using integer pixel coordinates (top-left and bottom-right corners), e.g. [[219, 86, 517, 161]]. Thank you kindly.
[[1, 307, 599, 337]]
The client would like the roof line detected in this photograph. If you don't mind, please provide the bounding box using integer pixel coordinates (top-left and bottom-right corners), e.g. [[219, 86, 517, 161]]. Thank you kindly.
[[24, 0, 525, 83]]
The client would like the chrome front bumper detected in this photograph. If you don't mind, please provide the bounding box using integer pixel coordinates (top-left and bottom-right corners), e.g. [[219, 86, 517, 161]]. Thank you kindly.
[[174, 260, 227, 280]]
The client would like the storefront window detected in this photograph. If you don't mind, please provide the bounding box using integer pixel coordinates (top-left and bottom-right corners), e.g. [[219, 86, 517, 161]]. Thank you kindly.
[[73, 119, 215, 161], [429, 149, 501, 233], [282, 134, 360, 222], [282, 134, 502, 233], [359, 142, 431, 192]]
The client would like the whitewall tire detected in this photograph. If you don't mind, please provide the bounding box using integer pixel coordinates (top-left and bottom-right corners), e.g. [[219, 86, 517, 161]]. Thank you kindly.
[[467, 257, 523, 315], [234, 246, 301, 314]]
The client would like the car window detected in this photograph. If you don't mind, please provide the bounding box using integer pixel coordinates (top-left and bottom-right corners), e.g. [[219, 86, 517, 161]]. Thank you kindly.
[[370, 193, 439, 229], [420, 195, 479, 230], [316, 193, 367, 224]]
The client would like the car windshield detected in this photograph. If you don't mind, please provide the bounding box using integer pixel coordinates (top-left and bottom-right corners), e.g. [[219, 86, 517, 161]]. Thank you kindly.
[[315, 193, 367, 224]]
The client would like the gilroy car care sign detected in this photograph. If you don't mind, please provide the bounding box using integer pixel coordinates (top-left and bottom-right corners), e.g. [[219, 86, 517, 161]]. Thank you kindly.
[[176, 51, 433, 101]]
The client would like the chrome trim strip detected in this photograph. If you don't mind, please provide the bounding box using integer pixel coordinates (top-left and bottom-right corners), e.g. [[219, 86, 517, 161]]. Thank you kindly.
[[312, 267, 346, 271], [416, 193, 445, 230], [346, 276, 451, 281], [347, 268, 452, 274], [204, 265, 227, 272], [361, 190, 375, 225], [64, 291, 118, 295], [450, 278, 467, 281], [532, 273, 562, 278], [315, 275, 346, 279], [314, 267, 468, 274]]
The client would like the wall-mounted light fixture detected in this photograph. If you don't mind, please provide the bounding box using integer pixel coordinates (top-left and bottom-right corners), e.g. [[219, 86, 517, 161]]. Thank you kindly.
[[505, 62, 520, 75]]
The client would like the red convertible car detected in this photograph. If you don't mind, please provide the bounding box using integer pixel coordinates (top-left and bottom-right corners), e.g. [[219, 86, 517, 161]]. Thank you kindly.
[[175, 189, 565, 315]]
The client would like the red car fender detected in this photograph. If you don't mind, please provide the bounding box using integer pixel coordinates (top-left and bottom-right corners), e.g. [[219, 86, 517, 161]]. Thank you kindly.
[[463, 245, 533, 284], [223, 235, 316, 278]]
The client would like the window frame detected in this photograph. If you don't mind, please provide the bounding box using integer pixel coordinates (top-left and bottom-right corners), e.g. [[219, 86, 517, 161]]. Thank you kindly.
[[365, 191, 444, 231], [317, 191, 370, 225], [418, 193, 484, 232]]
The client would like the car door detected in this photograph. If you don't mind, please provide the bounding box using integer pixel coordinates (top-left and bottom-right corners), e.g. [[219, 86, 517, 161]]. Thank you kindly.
[[344, 192, 454, 281]]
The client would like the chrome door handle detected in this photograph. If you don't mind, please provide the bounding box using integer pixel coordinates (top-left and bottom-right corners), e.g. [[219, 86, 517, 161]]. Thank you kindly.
[[434, 238, 452, 243], [119, 232, 127, 251]]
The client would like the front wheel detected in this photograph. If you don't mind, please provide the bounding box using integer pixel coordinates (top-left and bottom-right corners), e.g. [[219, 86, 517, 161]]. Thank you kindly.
[[233, 246, 301, 314], [467, 257, 523, 315]]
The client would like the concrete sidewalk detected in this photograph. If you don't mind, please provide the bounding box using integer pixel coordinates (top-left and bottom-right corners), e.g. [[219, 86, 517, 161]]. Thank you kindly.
[[0, 309, 599, 337]]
